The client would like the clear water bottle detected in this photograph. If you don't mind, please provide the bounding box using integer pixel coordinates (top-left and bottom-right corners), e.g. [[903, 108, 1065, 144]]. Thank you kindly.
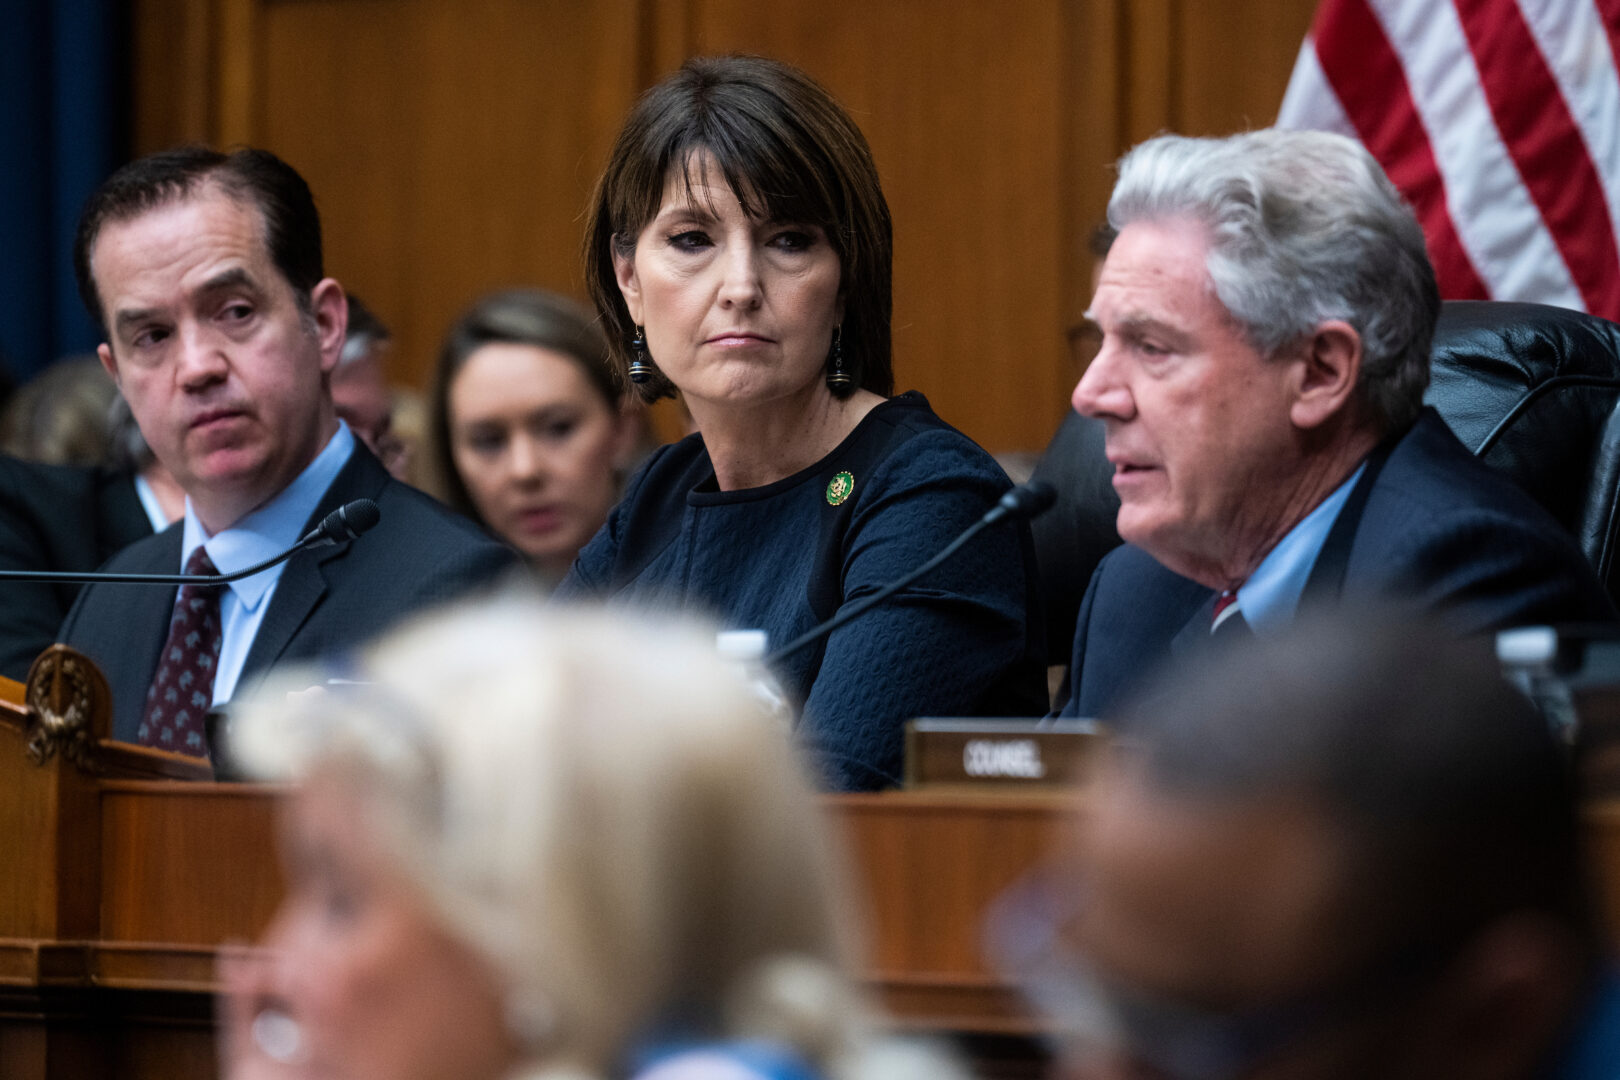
[[716, 629, 795, 725]]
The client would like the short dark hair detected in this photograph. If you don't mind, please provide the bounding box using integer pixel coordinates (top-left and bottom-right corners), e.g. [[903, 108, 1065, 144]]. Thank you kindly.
[[585, 55, 893, 403], [1115, 611, 1596, 963], [430, 289, 618, 523], [74, 145, 325, 334]]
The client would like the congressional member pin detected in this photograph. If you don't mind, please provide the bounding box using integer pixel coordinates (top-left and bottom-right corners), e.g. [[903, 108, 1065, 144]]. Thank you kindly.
[[826, 471, 855, 506]]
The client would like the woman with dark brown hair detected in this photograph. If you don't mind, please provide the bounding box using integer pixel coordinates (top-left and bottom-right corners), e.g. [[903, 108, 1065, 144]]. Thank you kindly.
[[429, 290, 637, 583], [561, 55, 1045, 790]]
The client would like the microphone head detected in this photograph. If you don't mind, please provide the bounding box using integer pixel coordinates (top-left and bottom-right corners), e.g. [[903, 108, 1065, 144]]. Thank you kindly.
[[316, 499, 382, 544], [997, 481, 1058, 521]]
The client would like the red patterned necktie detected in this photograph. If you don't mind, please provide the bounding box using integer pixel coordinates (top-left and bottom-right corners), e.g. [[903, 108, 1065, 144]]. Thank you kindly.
[[1211, 589, 1248, 637], [139, 546, 224, 757]]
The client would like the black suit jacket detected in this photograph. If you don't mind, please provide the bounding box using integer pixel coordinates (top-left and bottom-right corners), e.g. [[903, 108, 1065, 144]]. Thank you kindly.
[[0, 457, 155, 680], [59, 443, 520, 741], [1058, 411, 1619, 719]]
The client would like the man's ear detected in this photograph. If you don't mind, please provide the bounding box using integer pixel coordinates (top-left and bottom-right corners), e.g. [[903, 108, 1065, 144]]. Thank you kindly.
[[1289, 319, 1363, 431], [97, 342, 120, 384], [612, 242, 644, 326], [310, 279, 348, 376]]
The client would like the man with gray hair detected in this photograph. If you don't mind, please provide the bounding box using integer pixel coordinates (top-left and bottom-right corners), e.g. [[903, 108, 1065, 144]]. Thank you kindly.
[[1057, 129, 1613, 719]]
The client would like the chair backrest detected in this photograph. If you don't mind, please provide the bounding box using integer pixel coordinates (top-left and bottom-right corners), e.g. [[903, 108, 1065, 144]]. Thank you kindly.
[[1426, 301, 1620, 595], [1029, 300, 1620, 663], [1029, 409, 1118, 664]]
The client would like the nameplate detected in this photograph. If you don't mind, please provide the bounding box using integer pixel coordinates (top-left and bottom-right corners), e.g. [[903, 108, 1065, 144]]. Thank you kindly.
[[902, 718, 1105, 789]]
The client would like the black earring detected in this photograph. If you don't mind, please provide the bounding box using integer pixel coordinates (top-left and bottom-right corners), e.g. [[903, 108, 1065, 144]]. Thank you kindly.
[[826, 326, 852, 391], [628, 325, 653, 385]]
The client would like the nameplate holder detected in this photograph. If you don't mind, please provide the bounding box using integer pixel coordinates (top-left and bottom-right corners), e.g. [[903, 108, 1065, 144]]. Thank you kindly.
[[902, 718, 1105, 789]]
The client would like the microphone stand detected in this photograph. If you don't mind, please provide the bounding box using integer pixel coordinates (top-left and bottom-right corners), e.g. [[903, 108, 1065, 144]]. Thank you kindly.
[[0, 499, 382, 586], [767, 482, 1055, 666]]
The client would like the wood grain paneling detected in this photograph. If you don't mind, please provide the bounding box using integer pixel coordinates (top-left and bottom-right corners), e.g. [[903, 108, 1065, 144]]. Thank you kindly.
[[1175, 0, 1317, 134], [675, 0, 1083, 447], [254, 0, 643, 404], [130, 0, 215, 153], [99, 783, 282, 945]]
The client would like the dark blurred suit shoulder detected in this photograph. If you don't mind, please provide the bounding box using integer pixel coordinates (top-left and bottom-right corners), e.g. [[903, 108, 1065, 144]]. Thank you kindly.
[[0, 456, 153, 680], [1061, 410, 1618, 719]]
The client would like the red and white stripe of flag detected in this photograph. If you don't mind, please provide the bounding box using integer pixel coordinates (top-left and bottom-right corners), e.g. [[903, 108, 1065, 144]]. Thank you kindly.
[[1277, 0, 1620, 319]]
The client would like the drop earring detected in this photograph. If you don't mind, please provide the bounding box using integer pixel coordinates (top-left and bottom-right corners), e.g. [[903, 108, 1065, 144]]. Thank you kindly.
[[826, 326, 852, 391], [628, 325, 653, 385]]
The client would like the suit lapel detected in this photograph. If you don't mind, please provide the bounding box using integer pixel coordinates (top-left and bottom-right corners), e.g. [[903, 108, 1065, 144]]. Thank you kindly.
[[1169, 591, 1218, 657], [236, 443, 390, 695], [1302, 430, 1399, 606]]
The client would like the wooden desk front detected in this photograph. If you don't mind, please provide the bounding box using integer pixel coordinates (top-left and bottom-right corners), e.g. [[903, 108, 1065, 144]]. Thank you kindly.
[[5, 778, 1620, 1080]]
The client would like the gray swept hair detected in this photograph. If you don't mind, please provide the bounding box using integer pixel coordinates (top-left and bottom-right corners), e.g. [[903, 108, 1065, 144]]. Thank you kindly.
[[1109, 129, 1439, 436], [233, 596, 962, 1080]]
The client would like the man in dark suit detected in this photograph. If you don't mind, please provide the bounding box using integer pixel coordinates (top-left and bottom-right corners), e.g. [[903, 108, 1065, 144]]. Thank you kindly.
[[59, 146, 517, 751], [1057, 129, 1615, 719]]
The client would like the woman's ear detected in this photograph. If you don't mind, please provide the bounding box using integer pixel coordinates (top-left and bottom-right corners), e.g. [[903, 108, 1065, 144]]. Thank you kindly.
[[612, 240, 644, 326]]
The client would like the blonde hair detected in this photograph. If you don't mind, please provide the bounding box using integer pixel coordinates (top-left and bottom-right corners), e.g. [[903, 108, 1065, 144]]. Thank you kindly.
[[232, 597, 905, 1080]]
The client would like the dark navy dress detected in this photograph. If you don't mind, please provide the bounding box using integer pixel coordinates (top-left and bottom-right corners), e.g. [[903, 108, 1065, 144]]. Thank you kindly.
[[559, 392, 1046, 790]]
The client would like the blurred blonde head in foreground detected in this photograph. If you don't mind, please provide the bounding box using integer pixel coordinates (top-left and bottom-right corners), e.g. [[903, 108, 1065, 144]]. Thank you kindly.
[[226, 597, 946, 1080]]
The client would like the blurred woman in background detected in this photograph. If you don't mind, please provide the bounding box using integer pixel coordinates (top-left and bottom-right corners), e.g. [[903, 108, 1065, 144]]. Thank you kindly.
[[221, 597, 954, 1080], [429, 290, 637, 582]]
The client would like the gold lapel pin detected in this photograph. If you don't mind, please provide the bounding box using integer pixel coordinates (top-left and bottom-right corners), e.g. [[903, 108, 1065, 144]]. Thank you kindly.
[[826, 471, 855, 506]]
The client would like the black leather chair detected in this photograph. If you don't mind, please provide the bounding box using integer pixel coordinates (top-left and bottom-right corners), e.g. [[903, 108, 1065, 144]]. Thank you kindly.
[[1030, 300, 1620, 663]]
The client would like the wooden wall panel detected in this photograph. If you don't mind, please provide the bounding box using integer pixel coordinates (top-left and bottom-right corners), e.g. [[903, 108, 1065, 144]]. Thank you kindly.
[[1116, 0, 1316, 145], [128, 0, 1322, 452], [676, 0, 1086, 447], [254, 0, 643, 402], [1174, 0, 1318, 135], [131, 0, 216, 153]]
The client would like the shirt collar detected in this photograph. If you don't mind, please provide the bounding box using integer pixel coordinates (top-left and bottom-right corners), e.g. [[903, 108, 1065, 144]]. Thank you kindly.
[[1236, 461, 1367, 635], [180, 422, 357, 611]]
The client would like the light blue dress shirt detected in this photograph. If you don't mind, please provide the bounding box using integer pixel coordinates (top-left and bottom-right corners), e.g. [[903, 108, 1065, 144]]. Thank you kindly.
[[178, 422, 355, 706], [1234, 462, 1366, 635], [131, 473, 172, 533]]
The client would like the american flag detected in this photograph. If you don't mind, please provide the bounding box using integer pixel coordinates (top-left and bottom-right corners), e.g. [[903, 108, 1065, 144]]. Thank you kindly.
[[1277, 0, 1620, 319]]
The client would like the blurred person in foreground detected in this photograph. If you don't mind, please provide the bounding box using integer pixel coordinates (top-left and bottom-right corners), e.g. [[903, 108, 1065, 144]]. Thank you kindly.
[[429, 290, 638, 583], [1005, 612, 1616, 1080], [561, 54, 1046, 790], [61, 145, 517, 753], [221, 597, 959, 1080], [331, 293, 410, 480], [1058, 129, 1614, 721]]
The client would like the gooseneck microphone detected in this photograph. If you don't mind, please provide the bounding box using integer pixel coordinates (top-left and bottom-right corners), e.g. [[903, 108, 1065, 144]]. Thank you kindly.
[[766, 481, 1056, 665], [0, 499, 382, 586]]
